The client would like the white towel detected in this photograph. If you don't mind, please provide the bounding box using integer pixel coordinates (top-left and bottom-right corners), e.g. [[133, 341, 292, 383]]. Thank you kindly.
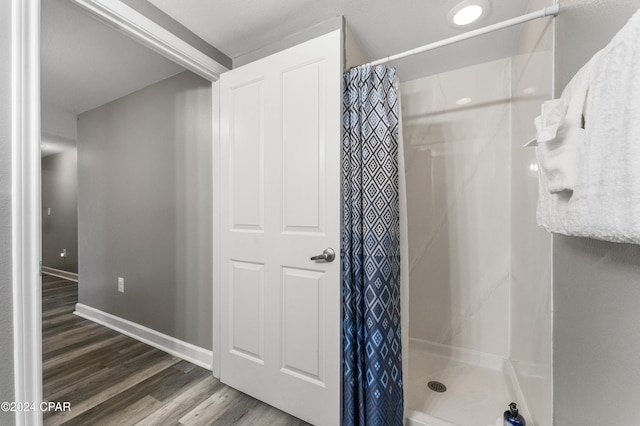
[[536, 8, 640, 244], [530, 61, 590, 194], [528, 47, 606, 193]]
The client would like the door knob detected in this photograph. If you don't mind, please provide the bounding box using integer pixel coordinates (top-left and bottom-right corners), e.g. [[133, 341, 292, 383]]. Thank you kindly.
[[310, 248, 335, 262]]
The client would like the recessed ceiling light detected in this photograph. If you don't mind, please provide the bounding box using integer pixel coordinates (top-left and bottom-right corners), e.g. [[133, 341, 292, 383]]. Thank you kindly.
[[448, 0, 490, 27], [454, 5, 483, 25], [456, 97, 472, 105]]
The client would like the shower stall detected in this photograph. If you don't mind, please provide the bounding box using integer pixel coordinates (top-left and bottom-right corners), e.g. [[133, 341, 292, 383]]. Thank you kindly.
[[215, 6, 556, 424], [398, 6, 554, 426]]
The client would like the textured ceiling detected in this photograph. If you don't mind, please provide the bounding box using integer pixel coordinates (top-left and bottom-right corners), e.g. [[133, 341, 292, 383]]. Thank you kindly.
[[148, 0, 531, 80]]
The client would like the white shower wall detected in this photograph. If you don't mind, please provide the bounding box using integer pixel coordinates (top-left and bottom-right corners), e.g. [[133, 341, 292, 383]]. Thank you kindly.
[[401, 58, 512, 358], [400, 15, 553, 422], [509, 1, 554, 424]]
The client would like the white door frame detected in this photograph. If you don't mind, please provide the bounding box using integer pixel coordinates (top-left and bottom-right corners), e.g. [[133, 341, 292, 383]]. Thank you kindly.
[[11, 1, 227, 424], [12, 2, 42, 426]]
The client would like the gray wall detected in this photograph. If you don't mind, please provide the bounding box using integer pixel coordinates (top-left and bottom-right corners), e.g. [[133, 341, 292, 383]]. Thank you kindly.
[[78, 71, 213, 349], [42, 148, 78, 272], [0, 1, 14, 424], [553, 1, 640, 424]]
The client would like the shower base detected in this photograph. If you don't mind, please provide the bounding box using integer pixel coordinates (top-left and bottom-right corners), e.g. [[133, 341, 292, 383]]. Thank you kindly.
[[405, 340, 528, 426]]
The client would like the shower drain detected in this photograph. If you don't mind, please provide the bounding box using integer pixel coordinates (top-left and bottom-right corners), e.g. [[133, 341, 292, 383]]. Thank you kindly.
[[427, 381, 447, 393]]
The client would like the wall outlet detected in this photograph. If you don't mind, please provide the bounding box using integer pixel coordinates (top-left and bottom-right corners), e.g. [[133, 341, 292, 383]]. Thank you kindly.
[[118, 277, 124, 293]]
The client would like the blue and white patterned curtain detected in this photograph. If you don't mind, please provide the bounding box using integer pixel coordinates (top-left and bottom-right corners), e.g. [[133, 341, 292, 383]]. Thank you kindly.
[[342, 65, 403, 426]]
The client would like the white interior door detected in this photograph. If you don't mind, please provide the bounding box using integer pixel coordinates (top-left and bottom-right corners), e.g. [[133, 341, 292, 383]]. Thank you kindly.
[[219, 30, 341, 426]]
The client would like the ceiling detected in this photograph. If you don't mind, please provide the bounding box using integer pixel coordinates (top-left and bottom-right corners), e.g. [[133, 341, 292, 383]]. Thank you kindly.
[[149, 0, 532, 81], [41, 0, 534, 141], [41, 0, 183, 117]]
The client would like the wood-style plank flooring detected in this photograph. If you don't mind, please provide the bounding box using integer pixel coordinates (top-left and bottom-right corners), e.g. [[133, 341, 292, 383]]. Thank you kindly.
[[42, 275, 309, 426]]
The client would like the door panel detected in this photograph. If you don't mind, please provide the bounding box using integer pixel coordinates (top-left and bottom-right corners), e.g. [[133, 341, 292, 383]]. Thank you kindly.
[[282, 62, 322, 231], [219, 30, 341, 426], [229, 261, 264, 363], [281, 266, 324, 381], [229, 80, 265, 231]]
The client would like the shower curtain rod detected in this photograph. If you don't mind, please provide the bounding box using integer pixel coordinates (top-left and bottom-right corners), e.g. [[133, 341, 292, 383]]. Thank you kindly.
[[359, 4, 560, 68]]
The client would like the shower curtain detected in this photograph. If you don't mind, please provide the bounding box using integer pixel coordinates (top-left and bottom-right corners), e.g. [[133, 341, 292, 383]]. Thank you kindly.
[[342, 65, 404, 426]]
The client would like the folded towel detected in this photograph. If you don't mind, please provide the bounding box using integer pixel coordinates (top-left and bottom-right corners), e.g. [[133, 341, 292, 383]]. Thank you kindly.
[[537, 127, 585, 193], [536, 8, 640, 244], [534, 99, 567, 143], [529, 49, 602, 193]]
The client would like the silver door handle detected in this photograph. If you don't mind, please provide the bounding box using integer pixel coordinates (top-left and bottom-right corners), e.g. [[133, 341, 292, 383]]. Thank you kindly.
[[310, 248, 335, 262]]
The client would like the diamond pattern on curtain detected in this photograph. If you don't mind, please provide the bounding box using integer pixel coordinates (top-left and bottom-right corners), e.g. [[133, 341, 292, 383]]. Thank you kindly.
[[342, 65, 403, 426]]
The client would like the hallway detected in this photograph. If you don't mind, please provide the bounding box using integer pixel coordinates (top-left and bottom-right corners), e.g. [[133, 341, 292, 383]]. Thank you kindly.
[[42, 275, 308, 425]]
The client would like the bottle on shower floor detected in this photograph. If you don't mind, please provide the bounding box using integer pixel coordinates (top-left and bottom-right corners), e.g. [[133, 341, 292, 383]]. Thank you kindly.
[[504, 402, 526, 426]]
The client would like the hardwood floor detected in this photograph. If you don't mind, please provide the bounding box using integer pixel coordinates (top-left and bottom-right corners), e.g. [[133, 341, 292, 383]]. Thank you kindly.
[[42, 275, 309, 426]]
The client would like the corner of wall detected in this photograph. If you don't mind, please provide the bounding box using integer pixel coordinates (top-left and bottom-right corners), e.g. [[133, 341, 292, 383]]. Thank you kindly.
[[343, 22, 369, 69], [233, 16, 343, 68]]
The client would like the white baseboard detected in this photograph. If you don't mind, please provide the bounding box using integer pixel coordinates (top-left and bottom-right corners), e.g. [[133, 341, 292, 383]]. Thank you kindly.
[[42, 266, 78, 282], [409, 338, 505, 371], [74, 303, 213, 370]]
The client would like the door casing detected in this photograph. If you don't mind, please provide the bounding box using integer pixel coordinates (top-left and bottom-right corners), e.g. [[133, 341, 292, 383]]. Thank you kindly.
[[12, 1, 227, 424]]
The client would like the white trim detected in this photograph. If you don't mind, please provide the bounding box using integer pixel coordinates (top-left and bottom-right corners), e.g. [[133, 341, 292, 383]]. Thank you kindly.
[[12, 0, 42, 424], [41, 266, 78, 282], [211, 80, 221, 379], [409, 338, 505, 371], [68, 0, 229, 81], [74, 303, 214, 370]]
